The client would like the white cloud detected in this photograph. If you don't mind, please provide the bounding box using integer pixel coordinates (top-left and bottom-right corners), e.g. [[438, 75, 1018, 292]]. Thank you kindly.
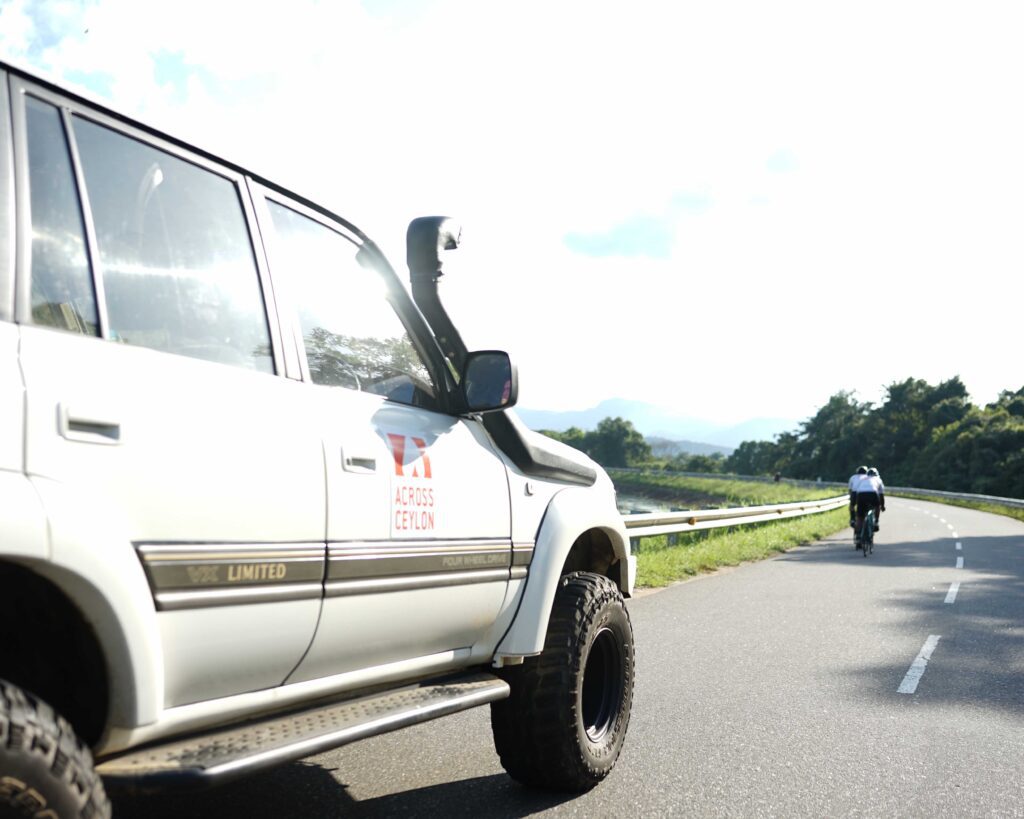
[[3, 0, 1023, 427], [0, 0, 34, 59]]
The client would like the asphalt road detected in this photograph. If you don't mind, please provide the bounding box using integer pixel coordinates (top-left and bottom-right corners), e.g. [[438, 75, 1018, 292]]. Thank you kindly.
[[111, 497, 1024, 817]]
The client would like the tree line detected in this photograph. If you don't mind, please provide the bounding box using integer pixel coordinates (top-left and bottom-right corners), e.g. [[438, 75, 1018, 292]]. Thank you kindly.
[[540, 377, 1024, 498], [728, 377, 1024, 497]]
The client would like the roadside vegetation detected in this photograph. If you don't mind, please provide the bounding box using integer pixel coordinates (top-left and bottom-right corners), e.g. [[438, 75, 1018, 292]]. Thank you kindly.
[[609, 469, 838, 508], [633, 507, 849, 588], [727, 378, 1024, 497], [541, 377, 1024, 501], [609, 472, 848, 588], [537, 382, 1024, 588]]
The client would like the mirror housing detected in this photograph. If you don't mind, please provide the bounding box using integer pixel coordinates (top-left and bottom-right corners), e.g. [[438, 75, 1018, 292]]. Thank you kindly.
[[462, 351, 518, 413]]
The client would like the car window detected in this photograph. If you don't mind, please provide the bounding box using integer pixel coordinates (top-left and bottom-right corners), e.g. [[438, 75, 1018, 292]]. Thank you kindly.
[[267, 201, 437, 409], [71, 115, 273, 373], [25, 96, 98, 335]]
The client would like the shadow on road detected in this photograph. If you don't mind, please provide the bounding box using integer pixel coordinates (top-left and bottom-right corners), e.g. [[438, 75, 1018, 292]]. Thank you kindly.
[[779, 529, 1024, 717], [331, 773, 575, 818], [108, 763, 575, 818], [777, 529, 1004, 570]]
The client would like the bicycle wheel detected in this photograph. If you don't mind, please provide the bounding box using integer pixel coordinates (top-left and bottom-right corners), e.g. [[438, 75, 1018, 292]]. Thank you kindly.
[[863, 511, 874, 556]]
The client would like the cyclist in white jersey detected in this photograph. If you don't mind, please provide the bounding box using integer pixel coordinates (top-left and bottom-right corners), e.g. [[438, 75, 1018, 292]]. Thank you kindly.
[[853, 468, 885, 533], [848, 465, 867, 526]]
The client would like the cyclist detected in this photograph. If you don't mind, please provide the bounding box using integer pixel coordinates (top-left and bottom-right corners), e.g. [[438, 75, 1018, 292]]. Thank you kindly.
[[848, 465, 867, 526], [867, 467, 885, 530], [852, 468, 884, 538]]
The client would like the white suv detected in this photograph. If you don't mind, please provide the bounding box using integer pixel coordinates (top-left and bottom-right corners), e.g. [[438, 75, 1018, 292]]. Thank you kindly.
[[0, 60, 635, 818]]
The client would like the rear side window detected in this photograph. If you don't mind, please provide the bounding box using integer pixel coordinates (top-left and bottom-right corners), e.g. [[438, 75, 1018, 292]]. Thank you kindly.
[[25, 97, 98, 335], [71, 116, 273, 373], [267, 201, 437, 409]]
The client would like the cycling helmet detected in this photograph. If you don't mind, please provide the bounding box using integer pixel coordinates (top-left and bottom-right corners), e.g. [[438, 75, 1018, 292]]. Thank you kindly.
[[867, 467, 879, 476], [856, 466, 868, 474]]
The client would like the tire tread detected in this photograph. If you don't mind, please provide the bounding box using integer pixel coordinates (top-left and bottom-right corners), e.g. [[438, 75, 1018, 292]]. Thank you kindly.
[[491, 572, 634, 791], [0, 680, 110, 819]]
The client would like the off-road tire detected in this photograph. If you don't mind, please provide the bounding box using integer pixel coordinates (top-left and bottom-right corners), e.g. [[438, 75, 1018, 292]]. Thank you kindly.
[[0, 680, 110, 819], [491, 572, 634, 792]]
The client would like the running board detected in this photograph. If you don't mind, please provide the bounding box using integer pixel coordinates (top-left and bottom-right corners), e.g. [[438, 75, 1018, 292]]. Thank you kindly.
[[97, 672, 509, 792]]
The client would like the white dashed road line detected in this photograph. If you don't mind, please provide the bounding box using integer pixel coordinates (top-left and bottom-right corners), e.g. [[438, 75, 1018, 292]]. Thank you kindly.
[[956, 542, 962, 550], [944, 583, 960, 604], [956, 557, 964, 569], [898, 635, 942, 694]]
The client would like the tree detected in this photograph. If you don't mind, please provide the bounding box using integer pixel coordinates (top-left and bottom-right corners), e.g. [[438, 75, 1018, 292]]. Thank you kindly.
[[726, 439, 781, 476], [790, 391, 871, 480], [583, 417, 652, 468], [684, 453, 725, 474], [911, 389, 1024, 497], [538, 419, 651, 468], [540, 426, 587, 451], [864, 377, 969, 484]]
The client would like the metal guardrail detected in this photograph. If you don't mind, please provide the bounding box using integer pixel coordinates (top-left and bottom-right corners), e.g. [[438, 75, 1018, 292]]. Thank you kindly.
[[623, 495, 848, 539]]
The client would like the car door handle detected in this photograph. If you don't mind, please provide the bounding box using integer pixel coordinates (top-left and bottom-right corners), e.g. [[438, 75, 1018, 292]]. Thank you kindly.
[[58, 404, 123, 445], [342, 453, 377, 474]]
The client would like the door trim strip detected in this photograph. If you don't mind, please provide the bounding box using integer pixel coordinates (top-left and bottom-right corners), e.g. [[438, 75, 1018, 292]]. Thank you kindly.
[[325, 568, 511, 597], [136, 542, 325, 610]]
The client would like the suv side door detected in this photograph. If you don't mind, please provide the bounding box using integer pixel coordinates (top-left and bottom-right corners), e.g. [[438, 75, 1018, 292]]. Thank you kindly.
[[253, 191, 514, 684], [12, 81, 326, 708]]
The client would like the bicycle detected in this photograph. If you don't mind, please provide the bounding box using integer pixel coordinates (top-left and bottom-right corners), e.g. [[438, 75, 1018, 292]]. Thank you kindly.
[[855, 508, 875, 556]]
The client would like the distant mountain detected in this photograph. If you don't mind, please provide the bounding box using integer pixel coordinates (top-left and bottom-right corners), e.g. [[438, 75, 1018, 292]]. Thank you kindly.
[[516, 398, 798, 449]]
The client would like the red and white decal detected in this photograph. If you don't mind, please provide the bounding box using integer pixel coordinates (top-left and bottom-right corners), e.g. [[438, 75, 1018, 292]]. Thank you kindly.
[[387, 434, 432, 478], [387, 433, 436, 533]]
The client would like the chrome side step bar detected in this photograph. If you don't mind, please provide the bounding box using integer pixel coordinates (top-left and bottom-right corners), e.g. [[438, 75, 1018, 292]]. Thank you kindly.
[[97, 672, 509, 791]]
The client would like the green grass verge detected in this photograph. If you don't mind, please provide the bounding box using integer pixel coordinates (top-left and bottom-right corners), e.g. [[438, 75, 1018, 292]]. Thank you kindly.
[[609, 470, 839, 506], [635, 507, 849, 588], [611, 471, 850, 588], [891, 492, 1024, 525]]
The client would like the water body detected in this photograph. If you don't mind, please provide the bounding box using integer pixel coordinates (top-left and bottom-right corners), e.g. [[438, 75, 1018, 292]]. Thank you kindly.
[[616, 493, 675, 515]]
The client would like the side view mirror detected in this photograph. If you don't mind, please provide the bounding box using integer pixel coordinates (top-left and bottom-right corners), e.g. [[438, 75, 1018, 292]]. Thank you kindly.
[[462, 351, 518, 413]]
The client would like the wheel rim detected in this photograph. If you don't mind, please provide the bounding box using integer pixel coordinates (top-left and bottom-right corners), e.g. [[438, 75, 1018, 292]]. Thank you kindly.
[[581, 626, 625, 742]]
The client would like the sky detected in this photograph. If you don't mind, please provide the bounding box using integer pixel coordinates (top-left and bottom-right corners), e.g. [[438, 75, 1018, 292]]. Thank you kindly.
[[2, 0, 1022, 428]]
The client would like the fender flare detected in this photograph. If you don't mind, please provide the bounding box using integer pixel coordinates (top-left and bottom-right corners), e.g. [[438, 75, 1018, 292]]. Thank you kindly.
[[495, 482, 634, 658], [0, 470, 47, 560], [23, 476, 164, 737]]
